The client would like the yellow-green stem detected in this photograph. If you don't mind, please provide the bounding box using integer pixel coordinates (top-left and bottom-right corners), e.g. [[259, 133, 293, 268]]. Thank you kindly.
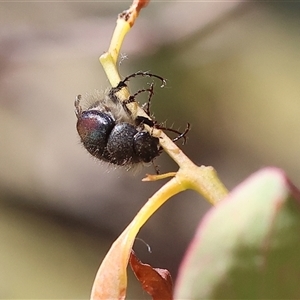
[[128, 176, 186, 240]]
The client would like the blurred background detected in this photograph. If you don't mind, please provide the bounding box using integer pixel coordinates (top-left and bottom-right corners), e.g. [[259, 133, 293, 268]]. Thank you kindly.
[[1, 1, 300, 298]]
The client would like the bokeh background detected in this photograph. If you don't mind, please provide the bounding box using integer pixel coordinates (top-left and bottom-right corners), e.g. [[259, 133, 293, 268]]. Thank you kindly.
[[1, 1, 300, 298]]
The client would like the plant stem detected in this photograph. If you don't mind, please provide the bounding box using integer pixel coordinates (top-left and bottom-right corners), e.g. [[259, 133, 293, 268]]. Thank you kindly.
[[99, 0, 228, 205]]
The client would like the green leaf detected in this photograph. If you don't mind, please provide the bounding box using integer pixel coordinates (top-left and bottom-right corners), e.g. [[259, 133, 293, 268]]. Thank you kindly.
[[175, 167, 300, 299]]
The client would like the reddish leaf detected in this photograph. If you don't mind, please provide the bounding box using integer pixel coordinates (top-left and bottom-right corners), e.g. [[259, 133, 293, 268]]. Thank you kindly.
[[129, 250, 173, 300], [90, 227, 133, 300]]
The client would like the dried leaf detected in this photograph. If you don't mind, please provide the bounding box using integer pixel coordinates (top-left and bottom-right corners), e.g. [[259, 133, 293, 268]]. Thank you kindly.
[[130, 250, 173, 300]]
